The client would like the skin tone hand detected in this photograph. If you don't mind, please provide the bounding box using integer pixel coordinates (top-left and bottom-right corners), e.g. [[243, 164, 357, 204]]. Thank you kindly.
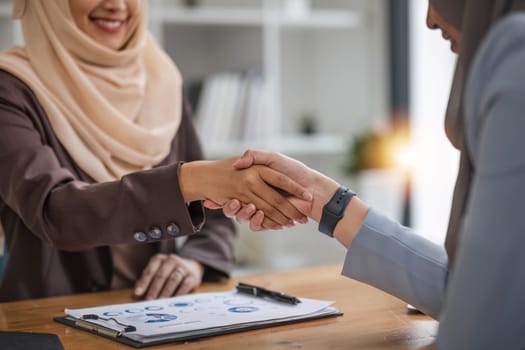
[[134, 254, 204, 300], [204, 151, 326, 228], [208, 150, 338, 228], [180, 157, 311, 229], [207, 150, 369, 248]]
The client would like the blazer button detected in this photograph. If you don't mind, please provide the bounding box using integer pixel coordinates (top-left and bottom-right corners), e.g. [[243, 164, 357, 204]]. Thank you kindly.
[[149, 227, 162, 240], [133, 231, 147, 242], [166, 223, 180, 237]]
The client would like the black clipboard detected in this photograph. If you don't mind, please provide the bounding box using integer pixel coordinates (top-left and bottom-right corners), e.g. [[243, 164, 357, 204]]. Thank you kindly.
[[54, 309, 342, 348]]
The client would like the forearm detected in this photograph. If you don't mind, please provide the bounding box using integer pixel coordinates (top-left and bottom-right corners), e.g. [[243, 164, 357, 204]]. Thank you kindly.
[[343, 209, 448, 318], [308, 173, 447, 318], [179, 160, 212, 202], [0, 126, 203, 251], [45, 163, 204, 250]]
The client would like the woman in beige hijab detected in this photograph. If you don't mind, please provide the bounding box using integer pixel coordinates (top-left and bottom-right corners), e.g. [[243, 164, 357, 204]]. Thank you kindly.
[[0, 0, 308, 301], [221, 0, 525, 348]]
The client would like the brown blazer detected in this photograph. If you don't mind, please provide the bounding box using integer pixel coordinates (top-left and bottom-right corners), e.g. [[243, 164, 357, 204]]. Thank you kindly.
[[0, 70, 237, 302]]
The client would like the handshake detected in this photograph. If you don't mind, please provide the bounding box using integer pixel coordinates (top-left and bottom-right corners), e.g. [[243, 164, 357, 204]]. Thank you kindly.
[[179, 150, 367, 246]]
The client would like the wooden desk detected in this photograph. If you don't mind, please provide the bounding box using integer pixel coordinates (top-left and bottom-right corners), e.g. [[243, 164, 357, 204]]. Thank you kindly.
[[0, 265, 437, 349]]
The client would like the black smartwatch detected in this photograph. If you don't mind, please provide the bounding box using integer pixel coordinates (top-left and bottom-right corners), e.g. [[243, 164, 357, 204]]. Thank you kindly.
[[318, 186, 355, 237]]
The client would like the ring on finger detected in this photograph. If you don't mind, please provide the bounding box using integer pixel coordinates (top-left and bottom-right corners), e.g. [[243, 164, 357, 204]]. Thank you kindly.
[[174, 267, 186, 277]]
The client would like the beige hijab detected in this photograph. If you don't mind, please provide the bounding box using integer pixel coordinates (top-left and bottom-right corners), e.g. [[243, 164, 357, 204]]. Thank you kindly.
[[0, 0, 182, 182]]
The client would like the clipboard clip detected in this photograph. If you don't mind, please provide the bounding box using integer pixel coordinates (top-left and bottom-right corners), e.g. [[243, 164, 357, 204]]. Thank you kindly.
[[81, 314, 136, 333], [236, 282, 301, 305]]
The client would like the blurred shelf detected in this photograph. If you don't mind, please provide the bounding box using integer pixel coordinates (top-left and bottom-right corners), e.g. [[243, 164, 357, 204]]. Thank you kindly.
[[149, 7, 361, 29], [203, 133, 347, 159], [0, 3, 361, 29], [279, 10, 362, 29]]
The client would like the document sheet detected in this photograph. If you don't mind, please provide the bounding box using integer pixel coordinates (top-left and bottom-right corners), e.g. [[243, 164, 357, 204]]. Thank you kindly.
[[63, 290, 340, 345]]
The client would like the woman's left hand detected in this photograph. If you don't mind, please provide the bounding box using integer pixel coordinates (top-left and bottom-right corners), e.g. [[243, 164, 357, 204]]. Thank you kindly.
[[134, 254, 204, 300]]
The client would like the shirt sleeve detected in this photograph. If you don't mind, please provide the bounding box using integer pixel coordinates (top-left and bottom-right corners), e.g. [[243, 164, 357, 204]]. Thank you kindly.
[[0, 73, 204, 252], [342, 208, 448, 319], [436, 16, 525, 350]]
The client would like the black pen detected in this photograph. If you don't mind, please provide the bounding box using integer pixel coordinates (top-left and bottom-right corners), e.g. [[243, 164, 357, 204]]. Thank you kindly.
[[236, 282, 301, 305]]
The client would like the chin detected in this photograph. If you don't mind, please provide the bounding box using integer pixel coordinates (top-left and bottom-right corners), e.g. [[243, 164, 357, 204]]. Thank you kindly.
[[97, 39, 124, 50]]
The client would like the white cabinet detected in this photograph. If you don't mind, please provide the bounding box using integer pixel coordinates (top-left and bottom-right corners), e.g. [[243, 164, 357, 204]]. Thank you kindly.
[[148, 0, 389, 159]]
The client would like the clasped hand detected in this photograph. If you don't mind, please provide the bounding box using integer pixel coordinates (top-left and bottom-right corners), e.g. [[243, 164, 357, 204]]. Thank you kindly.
[[181, 156, 315, 229], [202, 151, 340, 230]]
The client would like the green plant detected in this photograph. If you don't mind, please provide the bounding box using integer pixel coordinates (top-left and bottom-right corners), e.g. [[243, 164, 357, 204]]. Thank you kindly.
[[342, 129, 404, 175], [298, 112, 317, 135]]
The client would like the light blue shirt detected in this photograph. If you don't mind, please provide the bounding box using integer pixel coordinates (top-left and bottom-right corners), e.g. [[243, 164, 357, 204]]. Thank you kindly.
[[341, 14, 525, 349]]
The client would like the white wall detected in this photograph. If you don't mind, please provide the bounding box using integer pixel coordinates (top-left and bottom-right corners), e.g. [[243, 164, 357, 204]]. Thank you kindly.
[[409, 0, 459, 244]]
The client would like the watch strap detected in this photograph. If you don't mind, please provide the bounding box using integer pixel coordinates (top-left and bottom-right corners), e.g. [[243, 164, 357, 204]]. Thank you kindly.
[[319, 186, 355, 237]]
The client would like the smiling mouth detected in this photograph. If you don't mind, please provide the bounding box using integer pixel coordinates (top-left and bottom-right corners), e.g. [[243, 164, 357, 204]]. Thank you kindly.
[[94, 19, 123, 28], [90, 17, 126, 33]]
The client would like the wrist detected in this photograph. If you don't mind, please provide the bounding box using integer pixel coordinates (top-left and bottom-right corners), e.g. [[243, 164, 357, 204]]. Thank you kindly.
[[310, 174, 340, 222], [309, 174, 368, 248], [318, 186, 355, 236], [333, 197, 368, 248], [179, 161, 207, 202]]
